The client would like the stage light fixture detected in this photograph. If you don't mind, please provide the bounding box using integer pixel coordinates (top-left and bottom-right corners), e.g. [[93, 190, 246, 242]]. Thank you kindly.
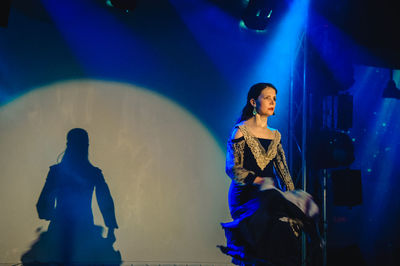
[[106, 0, 137, 13], [382, 70, 400, 99], [241, 0, 279, 30]]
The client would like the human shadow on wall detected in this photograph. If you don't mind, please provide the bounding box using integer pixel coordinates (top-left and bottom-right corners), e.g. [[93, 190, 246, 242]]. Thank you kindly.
[[21, 128, 121, 265]]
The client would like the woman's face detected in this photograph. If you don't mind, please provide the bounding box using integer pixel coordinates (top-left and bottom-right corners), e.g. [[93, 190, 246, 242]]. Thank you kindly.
[[254, 86, 276, 117]]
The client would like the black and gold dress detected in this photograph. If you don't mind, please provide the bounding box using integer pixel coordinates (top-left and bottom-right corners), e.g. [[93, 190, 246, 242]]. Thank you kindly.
[[219, 124, 315, 266]]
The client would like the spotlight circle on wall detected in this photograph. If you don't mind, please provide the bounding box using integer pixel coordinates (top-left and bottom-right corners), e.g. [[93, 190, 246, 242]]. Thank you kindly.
[[0, 79, 230, 264]]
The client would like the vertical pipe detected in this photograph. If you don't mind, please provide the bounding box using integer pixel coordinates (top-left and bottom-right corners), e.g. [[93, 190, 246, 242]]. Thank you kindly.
[[301, 3, 309, 265], [289, 59, 294, 174], [302, 0, 308, 195], [323, 169, 328, 266]]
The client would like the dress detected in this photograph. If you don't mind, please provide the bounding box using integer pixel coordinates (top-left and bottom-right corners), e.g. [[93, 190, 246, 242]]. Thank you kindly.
[[219, 125, 317, 266]]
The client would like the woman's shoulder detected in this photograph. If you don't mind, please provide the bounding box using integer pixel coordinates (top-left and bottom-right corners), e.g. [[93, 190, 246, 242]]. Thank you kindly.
[[230, 122, 246, 140]]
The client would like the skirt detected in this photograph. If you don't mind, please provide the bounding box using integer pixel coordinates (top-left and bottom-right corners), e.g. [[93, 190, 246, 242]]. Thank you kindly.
[[219, 188, 319, 266]]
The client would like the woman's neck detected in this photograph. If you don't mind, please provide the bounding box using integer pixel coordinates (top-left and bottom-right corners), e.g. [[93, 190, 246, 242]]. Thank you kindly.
[[250, 114, 268, 128]]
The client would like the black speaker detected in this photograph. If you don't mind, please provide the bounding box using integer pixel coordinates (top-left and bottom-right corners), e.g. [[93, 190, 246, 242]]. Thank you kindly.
[[331, 169, 362, 206], [328, 244, 366, 266], [0, 0, 12, 27]]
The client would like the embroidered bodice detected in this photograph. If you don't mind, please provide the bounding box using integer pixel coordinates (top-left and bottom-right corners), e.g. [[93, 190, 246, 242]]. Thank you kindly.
[[226, 124, 294, 191]]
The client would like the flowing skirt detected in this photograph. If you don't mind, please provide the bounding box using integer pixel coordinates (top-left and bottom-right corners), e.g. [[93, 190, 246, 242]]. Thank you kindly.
[[219, 188, 319, 266]]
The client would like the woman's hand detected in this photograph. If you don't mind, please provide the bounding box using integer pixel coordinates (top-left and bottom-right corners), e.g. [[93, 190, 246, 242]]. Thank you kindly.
[[253, 176, 265, 185], [256, 177, 276, 191]]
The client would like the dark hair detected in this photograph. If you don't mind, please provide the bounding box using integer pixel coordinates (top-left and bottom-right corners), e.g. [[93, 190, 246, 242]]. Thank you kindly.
[[238, 82, 277, 122]]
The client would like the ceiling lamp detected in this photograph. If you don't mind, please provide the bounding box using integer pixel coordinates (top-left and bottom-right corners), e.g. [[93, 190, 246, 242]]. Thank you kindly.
[[106, 0, 137, 13], [241, 0, 279, 30]]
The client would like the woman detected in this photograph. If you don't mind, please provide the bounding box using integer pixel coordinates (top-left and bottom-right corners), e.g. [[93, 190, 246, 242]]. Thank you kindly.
[[219, 83, 319, 266], [21, 128, 121, 264]]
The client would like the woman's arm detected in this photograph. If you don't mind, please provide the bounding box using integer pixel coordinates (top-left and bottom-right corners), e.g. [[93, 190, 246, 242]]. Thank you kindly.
[[272, 142, 295, 191], [226, 127, 260, 185]]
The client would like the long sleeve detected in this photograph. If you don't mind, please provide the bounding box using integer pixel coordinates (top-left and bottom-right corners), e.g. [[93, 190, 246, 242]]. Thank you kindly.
[[95, 169, 118, 229], [272, 143, 295, 191], [225, 138, 256, 185], [36, 166, 57, 220]]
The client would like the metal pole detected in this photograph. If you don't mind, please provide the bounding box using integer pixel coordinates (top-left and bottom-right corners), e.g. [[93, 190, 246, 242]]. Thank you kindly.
[[289, 59, 294, 174], [301, 4, 309, 265], [302, 0, 309, 198], [323, 169, 328, 266]]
